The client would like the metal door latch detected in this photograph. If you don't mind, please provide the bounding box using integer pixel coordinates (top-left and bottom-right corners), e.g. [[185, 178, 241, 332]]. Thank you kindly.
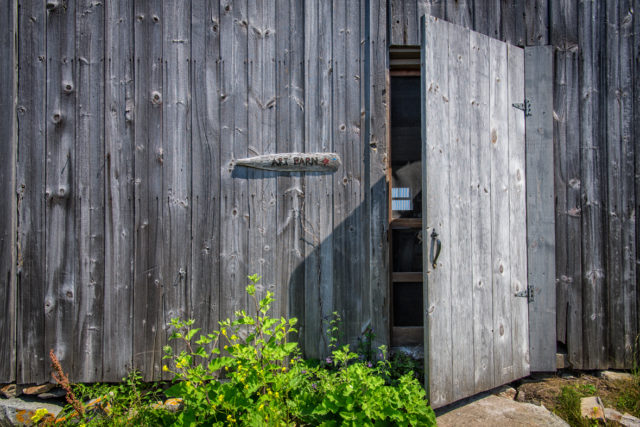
[[512, 99, 531, 117], [514, 286, 535, 303]]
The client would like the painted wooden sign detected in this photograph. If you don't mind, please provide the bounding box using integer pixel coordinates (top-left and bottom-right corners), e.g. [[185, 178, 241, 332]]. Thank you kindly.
[[234, 153, 341, 172]]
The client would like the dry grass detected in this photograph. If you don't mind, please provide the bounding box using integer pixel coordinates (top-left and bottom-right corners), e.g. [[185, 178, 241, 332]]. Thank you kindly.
[[516, 371, 639, 426]]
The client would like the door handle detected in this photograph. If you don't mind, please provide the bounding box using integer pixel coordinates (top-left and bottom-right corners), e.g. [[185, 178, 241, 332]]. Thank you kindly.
[[430, 229, 442, 269]]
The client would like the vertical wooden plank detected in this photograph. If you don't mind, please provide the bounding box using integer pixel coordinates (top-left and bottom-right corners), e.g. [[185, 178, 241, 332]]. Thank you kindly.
[[445, 0, 472, 28], [303, 0, 334, 358], [219, 0, 249, 325], [447, 23, 474, 400], [489, 37, 513, 385], [618, 0, 636, 369], [403, 0, 419, 45], [16, 0, 46, 384], [550, 0, 580, 367], [133, 0, 164, 381], [604, 0, 624, 368], [190, 0, 220, 359], [469, 30, 494, 393], [104, 0, 134, 381], [634, 0, 640, 356], [333, 0, 364, 348], [390, 0, 404, 45], [162, 2, 192, 379], [74, 0, 105, 382], [390, 0, 443, 46], [606, 0, 636, 368], [368, 0, 390, 350], [501, 0, 526, 46], [248, 0, 278, 310], [332, 0, 348, 343], [507, 44, 529, 379], [276, 0, 305, 327], [422, 15, 452, 408], [633, 0, 640, 366], [472, 0, 500, 39], [426, 0, 445, 19], [525, 0, 549, 45], [563, 51, 583, 367], [525, 46, 556, 372], [45, 0, 77, 377], [0, 0, 17, 383], [578, 0, 606, 369]]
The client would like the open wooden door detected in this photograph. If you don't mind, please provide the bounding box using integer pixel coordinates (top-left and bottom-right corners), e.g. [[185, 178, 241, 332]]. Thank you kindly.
[[421, 16, 530, 408]]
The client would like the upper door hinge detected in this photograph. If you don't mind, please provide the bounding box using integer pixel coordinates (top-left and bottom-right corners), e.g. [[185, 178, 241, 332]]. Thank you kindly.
[[512, 99, 532, 117], [514, 285, 535, 303]]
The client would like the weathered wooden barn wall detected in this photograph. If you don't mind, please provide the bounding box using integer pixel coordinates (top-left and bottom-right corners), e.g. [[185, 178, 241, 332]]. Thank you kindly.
[[1, 0, 390, 383], [390, 0, 640, 370]]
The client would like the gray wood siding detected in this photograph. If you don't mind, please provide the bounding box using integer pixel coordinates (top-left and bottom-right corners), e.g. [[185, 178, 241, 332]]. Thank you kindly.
[[0, 0, 17, 383], [392, 0, 640, 370], [525, 46, 557, 372], [4, 0, 390, 383], [5, 0, 639, 383]]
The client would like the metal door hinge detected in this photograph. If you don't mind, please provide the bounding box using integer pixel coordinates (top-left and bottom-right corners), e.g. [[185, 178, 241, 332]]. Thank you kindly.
[[514, 286, 535, 303], [512, 99, 531, 117]]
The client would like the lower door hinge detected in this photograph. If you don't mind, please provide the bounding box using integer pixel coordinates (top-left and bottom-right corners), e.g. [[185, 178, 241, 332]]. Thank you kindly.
[[514, 286, 535, 303], [512, 99, 532, 117]]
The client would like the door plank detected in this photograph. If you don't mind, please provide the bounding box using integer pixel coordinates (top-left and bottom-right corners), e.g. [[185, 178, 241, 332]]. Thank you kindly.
[[489, 37, 514, 387], [447, 23, 474, 401], [507, 44, 529, 380], [469, 30, 494, 393], [422, 16, 453, 408]]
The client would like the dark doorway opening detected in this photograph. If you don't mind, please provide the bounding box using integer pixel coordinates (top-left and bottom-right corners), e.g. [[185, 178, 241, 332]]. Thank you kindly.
[[389, 69, 423, 348]]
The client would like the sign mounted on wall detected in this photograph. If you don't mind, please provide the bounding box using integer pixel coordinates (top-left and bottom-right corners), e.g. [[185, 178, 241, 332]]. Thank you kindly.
[[234, 153, 341, 172]]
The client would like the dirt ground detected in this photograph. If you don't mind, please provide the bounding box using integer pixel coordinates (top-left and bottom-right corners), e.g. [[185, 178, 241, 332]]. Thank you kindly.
[[515, 370, 633, 414]]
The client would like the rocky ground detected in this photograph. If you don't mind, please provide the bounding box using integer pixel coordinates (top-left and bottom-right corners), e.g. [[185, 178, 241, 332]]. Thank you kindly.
[[437, 370, 640, 427]]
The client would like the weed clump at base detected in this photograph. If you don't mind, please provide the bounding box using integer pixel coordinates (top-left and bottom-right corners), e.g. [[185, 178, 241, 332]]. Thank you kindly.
[[43, 274, 436, 426]]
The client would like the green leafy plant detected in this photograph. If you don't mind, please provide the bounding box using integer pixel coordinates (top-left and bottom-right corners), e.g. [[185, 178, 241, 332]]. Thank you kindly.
[[325, 310, 343, 351], [48, 274, 436, 426], [386, 350, 425, 385], [308, 344, 436, 426], [161, 273, 306, 425]]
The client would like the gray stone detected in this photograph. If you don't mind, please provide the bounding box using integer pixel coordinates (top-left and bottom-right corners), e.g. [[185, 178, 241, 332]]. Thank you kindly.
[[0, 397, 63, 426], [599, 370, 634, 382], [37, 389, 66, 400], [580, 396, 605, 423], [22, 384, 55, 396], [436, 395, 569, 427], [0, 385, 22, 399], [620, 413, 640, 427], [605, 407, 623, 422], [493, 385, 517, 400], [515, 389, 526, 402]]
